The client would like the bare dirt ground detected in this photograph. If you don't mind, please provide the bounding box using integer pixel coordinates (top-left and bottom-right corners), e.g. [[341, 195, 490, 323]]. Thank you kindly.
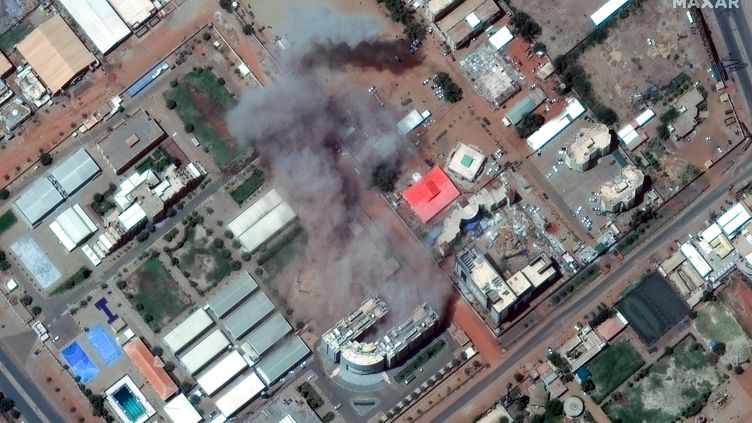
[[513, 0, 601, 57], [579, 1, 711, 118]]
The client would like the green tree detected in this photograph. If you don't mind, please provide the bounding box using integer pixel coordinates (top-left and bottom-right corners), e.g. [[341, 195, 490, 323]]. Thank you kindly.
[[516, 113, 545, 138], [243, 24, 255, 35], [434, 72, 463, 103], [511, 12, 541, 42], [39, 152, 53, 166], [594, 106, 618, 125], [184, 123, 195, 133], [166, 99, 177, 110], [545, 399, 564, 416], [0, 189, 8, 200], [371, 162, 399, 192]]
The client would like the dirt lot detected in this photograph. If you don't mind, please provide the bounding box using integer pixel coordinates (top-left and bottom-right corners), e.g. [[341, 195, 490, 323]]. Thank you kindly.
[[579, 1, 710, 119], [694, 297, 752, 368], [513, 0, 601, 57]]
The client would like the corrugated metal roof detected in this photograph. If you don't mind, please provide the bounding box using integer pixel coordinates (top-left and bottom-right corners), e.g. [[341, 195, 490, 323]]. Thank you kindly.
[[108, 0, 155, 28], [14, 178, 64, 225], [208, 271, 258, 317], [59, 0, 130, 53], [243, 313, 292, 359], [17, 15, 95, 93], [224, 292, 274, 339], [179, 329, 230, 374], [49, 148, 100, 196], [163, 308, 214, 353], [214, 372, 265, 416], [195, 350, 248, 395], [255, 336, 310, 386]]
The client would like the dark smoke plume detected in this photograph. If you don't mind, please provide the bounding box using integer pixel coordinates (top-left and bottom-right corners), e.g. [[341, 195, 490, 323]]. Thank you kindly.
[[227, 5, 452, 328]]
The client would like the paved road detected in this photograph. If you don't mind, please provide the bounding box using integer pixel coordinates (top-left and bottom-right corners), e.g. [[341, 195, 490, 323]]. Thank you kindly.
[[714, 6, 752, 120], [434, 148, 752, 420], [0, 338, 62, 423]]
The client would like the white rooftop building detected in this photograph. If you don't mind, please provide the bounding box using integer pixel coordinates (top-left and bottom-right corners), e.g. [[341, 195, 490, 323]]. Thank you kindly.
[[716, 203, 751, 238], [59, 0, 131, 53], [163, 393, 201, 423], [590, 0, 632, 26], [527, 98, 586, 151], [49, 204, 98, 252], [488, 26, 513, 50], [214, 372, 266, 417], [163, 308, 214, 353], [196, 350, 248, 395], [229, 189, 297, 252], [179, 329, 231, 374], [680, 242, 712, 278]]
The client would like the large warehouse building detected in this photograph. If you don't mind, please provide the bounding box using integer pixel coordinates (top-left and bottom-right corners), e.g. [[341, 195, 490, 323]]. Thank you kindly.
[[49, 204, 98, 252], [207, 271, 258, 318], [95, 109, 166, 174], [242, 313, 292, 361], [163, 308, 214, 354], [195, 350, 248, 396], [214, 372, 266, 417], [179, 329, 231, 374], [14, 147, 100, 226], [223, 292, 274, 339], [255, 336, 310, 386], [58, 0, 130, 54], [17, 15, 96, 94], [228, 189, 297, 252]]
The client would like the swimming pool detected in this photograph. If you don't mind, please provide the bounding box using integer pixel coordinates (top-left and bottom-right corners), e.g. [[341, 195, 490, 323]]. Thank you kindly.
[[112, 386, 147, 422], [86, 324, 123, 367], [61, 342, 99, 384]]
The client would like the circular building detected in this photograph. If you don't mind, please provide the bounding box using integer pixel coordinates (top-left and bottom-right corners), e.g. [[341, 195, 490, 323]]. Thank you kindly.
[[563, 396, 585, 418]]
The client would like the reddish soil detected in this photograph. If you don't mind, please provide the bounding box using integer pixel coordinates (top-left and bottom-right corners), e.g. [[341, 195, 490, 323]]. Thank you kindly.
[[448, 298, 502, 363], [725, 280, 752, 336]]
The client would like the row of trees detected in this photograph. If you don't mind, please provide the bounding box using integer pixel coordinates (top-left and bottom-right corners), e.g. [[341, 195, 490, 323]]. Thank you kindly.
[[378, 0, 426, 42]]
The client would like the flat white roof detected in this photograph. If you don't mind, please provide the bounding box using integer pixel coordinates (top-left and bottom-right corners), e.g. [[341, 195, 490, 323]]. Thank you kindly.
[[179, 329, 230, 374], [208, 271, 258, 317], [634, 108, 655, 127], [237, 203, 297, 252], [717, 203, 751, 237], [465, 12, 481, 28], [229, 189, 289, 236], [117, 203, 146, 230], [700, 223, 723, 243], [163, 393, 201, 423], [590, 0, 631, 26], [196, 350, 248, 395], [397, 109, 425, 135], [680, 242, 712, 278], [49, 148, 100, 196], [108, 0, 155, 28], [527, 98, 585, 151], [163, 308, 214, 353], [14, 178, 64, 226], [59, 0, 130, 53], [617, 124, 638, 142], [215, 372, 265, 417], [489, 26, 513, 50], [49, 204, 98, 251]]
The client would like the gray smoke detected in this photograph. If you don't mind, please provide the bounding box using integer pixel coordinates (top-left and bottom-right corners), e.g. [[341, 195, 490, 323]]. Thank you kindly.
[[227, 6, 453, 328]]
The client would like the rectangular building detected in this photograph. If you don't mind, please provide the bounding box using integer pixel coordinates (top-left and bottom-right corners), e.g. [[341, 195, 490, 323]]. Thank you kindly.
[[503, 86, 547, 126], [163, 394, 201, 423], [49, 204, 98, 252], [680, 242, 712, 278], [229, 189, 297, 252], [58, 0, 130, 54], [208, 271, 258, 317], [195, 350, 248, 395], [17, 15, 96, 93], [214, 372, 265, 417], [255, 336, 310, 386], [49, 148, 101, 196], [163, 308, 214, 353], [243, 313, 292, 360], [224, 293, 274, 339], [95, 110, 166, 174], [14, 178, 64, 226], [123, 338, 178, 400], [179, 329, 230, 374]]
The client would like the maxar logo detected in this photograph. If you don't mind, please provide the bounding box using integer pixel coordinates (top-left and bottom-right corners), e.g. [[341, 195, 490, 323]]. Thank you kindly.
[[672, 0, 739, 8]]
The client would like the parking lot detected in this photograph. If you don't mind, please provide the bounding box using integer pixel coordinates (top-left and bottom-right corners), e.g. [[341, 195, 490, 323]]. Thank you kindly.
[[529, 120, 631, 238]]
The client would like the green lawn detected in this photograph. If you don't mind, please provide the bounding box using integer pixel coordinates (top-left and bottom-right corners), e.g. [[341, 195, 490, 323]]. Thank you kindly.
[[588, 340, 645, 403], [0, 210, 17, 234], [177, 229, 235, 286], [694, 300, 752, 366], [165, 69, 243, 167], [0, 23, 32, 54], [395, 339, 446, 383], [230, 168, 265, 205], [136, 147, 178, 173], [130, 257, 190, 331], [605, 335, 722, 423]]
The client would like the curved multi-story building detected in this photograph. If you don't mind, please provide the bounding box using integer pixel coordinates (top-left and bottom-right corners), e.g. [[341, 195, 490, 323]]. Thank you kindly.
[[599, 165, 645, 213]]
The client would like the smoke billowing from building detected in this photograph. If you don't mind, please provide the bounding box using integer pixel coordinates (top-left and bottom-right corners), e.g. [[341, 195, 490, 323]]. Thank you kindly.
[[227, 5, 453, 327]]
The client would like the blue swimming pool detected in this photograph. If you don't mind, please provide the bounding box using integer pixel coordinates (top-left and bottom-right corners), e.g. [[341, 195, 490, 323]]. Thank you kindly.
[[112, 386, 146, 422], [86, 324, 123, 367], [61, 342, 99, 384]]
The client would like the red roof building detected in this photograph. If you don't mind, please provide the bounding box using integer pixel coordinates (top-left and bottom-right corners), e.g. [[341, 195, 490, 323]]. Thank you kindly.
[[403, 167, 460, 223], [124, 338, 178, 400]]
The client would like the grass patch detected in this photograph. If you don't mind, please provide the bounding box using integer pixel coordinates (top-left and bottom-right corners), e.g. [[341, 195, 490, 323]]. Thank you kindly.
[[177, 227, 236, 288], [52, 267, 91, 295], [588, 340, 645, 403], [395, 339, 446, 383], [90, 185, 117, 216], [0, 210, 17, 234], [128, 257, 190, 331], [165, 68, 241, 167], [604, 335, 722, 422], [693, 300, 752, 366], [296, 382, 324, 409], [0, 23, 32, 54], [230, 167, 265, 205]]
